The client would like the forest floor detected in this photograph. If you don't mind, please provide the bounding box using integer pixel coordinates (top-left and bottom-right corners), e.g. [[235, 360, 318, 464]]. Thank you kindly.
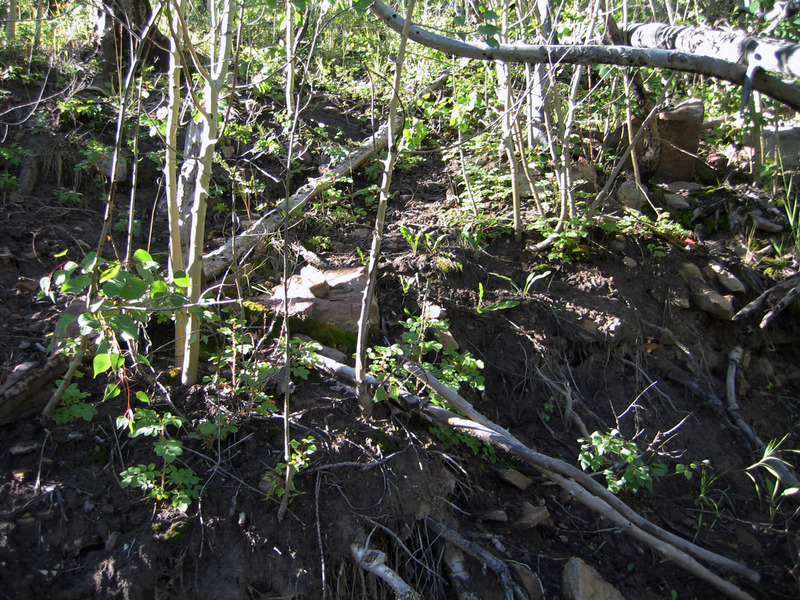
[[1, 60, 800, 600]]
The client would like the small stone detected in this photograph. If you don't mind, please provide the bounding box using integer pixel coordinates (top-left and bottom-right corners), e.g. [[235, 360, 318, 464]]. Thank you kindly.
[[498, 468, 533, 491], [482, 510, 509, 523], [622, 256, 637, 268], [609, 235, 626, 253], [616, 180, 647, 210], [709, 262, 746, 294], [512, 563, 544, 600], [562, 557, 625, 600], [513, 502, 550, 529], [9, 441, 40, 455], [690, 289, 734, 320], [12, 470, 30, 483], [663, 192, 691, 209]]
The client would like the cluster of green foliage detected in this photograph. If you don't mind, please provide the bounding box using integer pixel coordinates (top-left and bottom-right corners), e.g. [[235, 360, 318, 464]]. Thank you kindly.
[[368, 310, 496, 461]]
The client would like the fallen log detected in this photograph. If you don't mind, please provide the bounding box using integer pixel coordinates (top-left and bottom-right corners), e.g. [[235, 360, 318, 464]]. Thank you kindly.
[[201, 71, 451, 282]]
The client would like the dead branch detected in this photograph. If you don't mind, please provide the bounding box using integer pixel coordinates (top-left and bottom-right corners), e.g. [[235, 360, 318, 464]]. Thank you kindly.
[[369, 0, 800, 111], [733, 274, 800, 327], [727, 347, 800, 493], [201, 71, 451, 282], [315, 354, 762, 597], [350, 542, 421, 599], [426, 518, 524, 600]]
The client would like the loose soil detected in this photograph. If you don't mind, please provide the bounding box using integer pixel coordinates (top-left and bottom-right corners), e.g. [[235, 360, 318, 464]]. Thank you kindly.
[[1, 66, 799, 600]]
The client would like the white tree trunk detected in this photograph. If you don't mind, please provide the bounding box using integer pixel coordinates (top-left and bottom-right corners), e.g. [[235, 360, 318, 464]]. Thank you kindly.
[[181, 0, 237, 385]]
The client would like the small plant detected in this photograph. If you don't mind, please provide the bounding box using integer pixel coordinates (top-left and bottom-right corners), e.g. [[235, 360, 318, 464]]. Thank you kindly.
[[745, 435, 800, 522], [112, 218, 142, 238], [691, 462, 731, 536], [400, 225, 423, 254], [578, 429, 668, 494], [262, 435, 317, 500], [539, 398, 555, 423], [204, 315, 278, 415], [368, 312, 493, 460], [190, 413, 240, 448], [51, 372, 97, 425], [490, 269, 551, 297], [118, 400, 202, 513], [476, 282, 519, 314], [56, 188, 84, 207]]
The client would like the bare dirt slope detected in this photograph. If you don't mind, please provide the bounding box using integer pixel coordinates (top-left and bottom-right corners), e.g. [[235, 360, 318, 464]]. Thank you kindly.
[[1, 79, 800, 600]]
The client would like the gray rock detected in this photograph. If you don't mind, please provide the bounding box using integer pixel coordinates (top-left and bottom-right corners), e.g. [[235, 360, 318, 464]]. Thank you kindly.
[[680, 262, 734, 320], [663, 192, 691, 209], [562, 557, 624, 600], [709, 262, 746, 294], [255, 267, 379, 349], [617, 180, 647, 210]]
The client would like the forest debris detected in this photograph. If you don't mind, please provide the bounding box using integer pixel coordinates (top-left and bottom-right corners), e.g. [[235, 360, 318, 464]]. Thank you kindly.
[[499, 468, 533, 491], [316, 354, 762, 598], [443, 543, 479, 600], [726, 347, 800, 493], [733, 273, 800, 327], [350, 543, 421, 599], [426, 518, 523, 600], [0, 352, 70, 424], [679, 262, 734, 320], [511, 563, 544, 600], [513, 502, 550, 530], [482, 510, 509, 523], [562, 557, 624, 600], [201, 71, 452, 281]]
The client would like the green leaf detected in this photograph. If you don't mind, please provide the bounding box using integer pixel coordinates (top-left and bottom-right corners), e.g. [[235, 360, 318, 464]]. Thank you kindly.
[[104, 382, 122, 400], [61, 274, 91, 294], [172, 271, 191, 289], [77, 312, 101, 335], [136, 390, 150, 403], [93, 352, 115, 377], [109, 313, 139, 341], [103, 272, 148, 301]]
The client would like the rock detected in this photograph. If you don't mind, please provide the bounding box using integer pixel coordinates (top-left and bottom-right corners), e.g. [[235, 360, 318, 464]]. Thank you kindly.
[[498, 468, 533, 491], [616, 180, 647, 210], [512, 563, 544, 600], [300, 265, 330, 299], [482, 510, 509, 523], [513, 502, 550, 529], [622, 256, 637, 268], [709, 262, 746, 294], [609, 235, 626, 253], [663, 192, 691, 209], [665, 181, 702, 194], [95, 152, 128, 182], [655, 99, 704, 182], [763, 125, 800, 169], [679, 262, 734, 320], [749, 213, 784, 233], [562, 557, 624, 600], [254, 267, 379, 351]]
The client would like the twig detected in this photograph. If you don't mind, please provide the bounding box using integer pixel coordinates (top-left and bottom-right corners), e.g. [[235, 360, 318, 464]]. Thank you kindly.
[[426, 518, 523, 600], [350, 542, 421, 599], [316, 354, 762, 594]]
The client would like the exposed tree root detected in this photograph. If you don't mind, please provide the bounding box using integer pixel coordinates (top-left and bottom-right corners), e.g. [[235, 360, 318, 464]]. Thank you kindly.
[[316, 354, 762, 600]]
